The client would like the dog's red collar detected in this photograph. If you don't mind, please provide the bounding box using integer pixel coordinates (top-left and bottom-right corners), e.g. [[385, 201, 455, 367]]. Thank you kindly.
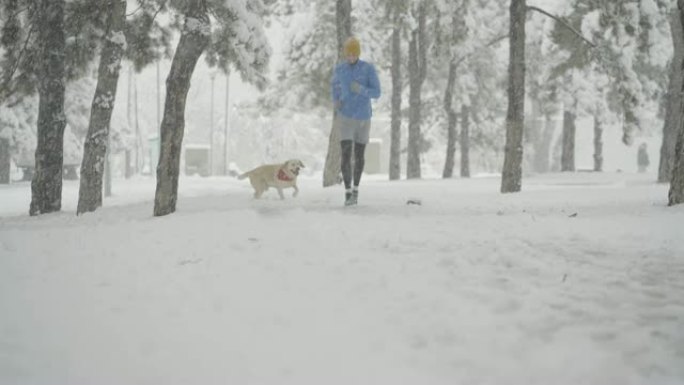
[[277, 169, 294, 181]]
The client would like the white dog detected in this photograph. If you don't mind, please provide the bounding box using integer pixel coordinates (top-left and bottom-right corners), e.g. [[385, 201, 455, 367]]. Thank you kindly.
[[238, 159, 305, 199]]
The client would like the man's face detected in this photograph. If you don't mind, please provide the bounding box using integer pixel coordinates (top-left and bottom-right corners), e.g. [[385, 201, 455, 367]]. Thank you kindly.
[[346, 54, 358, 64]]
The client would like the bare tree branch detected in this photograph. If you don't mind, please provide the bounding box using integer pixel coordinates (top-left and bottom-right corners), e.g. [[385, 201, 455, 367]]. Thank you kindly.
[[151, 0, 167, 23], [527, 5, 596, 48]]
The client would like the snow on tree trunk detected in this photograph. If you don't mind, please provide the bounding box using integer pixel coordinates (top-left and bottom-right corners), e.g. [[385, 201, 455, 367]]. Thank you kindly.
[[561, 109, 576, 172], [593, 114, 604, 172], [442, 62, 457, 179], [30, 0, 67, 216], [322, 0, 352, 187], [406, 1, 426, 180], [659, 9, 684, 183], [389, 5, 402, 181], [77, 0, 126, 215], [500, 0, 526, 193], [0, 137, 9, 184], [153, 4, 210, 216], [460, 104, 471, 178]]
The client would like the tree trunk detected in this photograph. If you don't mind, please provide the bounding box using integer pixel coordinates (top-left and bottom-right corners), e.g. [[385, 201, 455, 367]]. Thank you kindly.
[[223, 73, 230, 175], [125, 149, 132, 178], [134, 74, 141, 173], [561, 109, 576, 172], [104, 141, 112, 197], [659, 9, 684, 183], [593, 113, 603, 172], [77, 0, 126, 215], [500, 0, 526, 193], [0, 137, 9, 184], [322, 0, 352, 187], [30, 0, 67, 216], [533, 113, 555, 173], [442, 62, 457, 178], [153, 2, 210, 216], [670, 116, 684, 205], [669, 0, 684, 205], [460, 104, 471, 178], [389, 4, 402, 181], [527, 99, 543, 173], [407, 1, 426, 179], [209, 73, 215, 176]]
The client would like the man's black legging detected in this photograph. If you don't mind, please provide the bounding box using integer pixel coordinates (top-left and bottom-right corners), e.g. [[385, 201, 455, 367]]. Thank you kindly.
[[341, 140, 366, 189]]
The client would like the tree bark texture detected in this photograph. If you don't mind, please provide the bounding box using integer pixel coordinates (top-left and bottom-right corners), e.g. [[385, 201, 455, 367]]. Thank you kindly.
[[659, 9, 684, 183], [460, 104, 471, 178], [406, 1, 426, 179], [442, 62, 457, 179], [77, 0, 126, 215], [669, 0, 684, 206], [593, 114, 603, 172], [30, 0, 67, 216], [561, 109, 576, 172], [501, 0, 526, 193], [0, 137, 9, 184], [322, 0, 352, 187], [389, 5, 402, 181], [153, 2, 210, 216]]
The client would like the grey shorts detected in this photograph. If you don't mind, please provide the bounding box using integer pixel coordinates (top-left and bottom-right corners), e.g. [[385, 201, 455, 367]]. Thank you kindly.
[[337, 114, 370, 144]]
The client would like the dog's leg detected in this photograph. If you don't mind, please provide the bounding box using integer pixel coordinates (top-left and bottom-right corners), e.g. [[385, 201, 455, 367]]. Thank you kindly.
[[277, 188, 285, 200], [293, 184, 299, 197]]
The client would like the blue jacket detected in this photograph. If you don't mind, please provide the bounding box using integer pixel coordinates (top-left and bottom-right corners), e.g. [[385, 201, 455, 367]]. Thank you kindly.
[[331, 59, 381, 120]]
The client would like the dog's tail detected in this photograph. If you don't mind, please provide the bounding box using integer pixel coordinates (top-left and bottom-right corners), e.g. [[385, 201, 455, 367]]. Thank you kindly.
[[237, 171, 250, 180]]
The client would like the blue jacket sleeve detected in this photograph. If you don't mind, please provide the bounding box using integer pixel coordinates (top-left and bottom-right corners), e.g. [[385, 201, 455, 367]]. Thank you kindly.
[[362, 64, 381, 99]]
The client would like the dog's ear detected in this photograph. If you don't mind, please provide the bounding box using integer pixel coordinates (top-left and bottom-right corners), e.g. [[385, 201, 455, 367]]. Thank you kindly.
[[298, 160, 305, 168]]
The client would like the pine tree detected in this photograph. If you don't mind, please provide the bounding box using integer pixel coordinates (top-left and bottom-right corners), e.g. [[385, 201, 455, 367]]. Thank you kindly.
[[406, 0, 427, 179], [669, 0, 684, 205], [389, 0, 405, 181], [659, 8, 684, 183], [154, 0, 271, 216], [29, 0, 67, 215], [77, 0, 127, 215], [154, 1, 212, 216], [440, 1, 467, 179], [500, 0, 526, 193]]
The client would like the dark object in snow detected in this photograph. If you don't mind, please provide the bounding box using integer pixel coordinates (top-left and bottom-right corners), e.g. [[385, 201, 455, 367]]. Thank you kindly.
[[406, 199, 422, 205], [562, 273, 568, 282], [568, 212, 578, 218], [178, 258, 202, 266]]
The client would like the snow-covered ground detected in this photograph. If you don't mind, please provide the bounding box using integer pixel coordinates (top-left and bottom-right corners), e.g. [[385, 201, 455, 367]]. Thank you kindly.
[[1, 172, 683, 385]]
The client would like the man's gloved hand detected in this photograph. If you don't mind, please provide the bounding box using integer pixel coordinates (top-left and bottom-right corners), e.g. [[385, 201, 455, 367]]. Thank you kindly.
[[350, 81, 363, 94]]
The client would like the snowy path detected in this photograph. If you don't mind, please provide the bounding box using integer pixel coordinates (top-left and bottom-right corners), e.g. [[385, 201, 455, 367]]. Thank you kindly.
[[1, 173, 683, 384]]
